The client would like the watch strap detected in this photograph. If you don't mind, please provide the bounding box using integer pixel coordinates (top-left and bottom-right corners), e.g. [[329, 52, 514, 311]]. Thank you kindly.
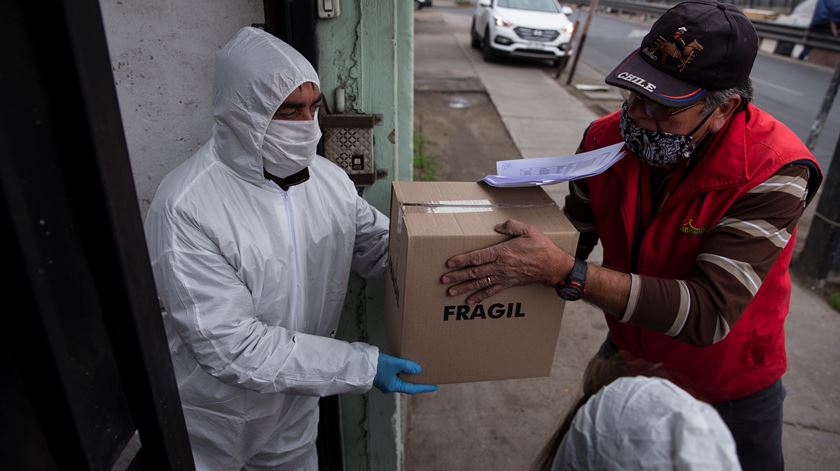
[[555, 258, 588, 301], [568, 257, 588, 285]]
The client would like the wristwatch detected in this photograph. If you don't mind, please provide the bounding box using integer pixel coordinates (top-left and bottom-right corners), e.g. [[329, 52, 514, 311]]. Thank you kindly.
[[556, 258, 587, 301]]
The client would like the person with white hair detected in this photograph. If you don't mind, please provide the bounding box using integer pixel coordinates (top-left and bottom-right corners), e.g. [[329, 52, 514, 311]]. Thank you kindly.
[[550, 376, 741, 470]]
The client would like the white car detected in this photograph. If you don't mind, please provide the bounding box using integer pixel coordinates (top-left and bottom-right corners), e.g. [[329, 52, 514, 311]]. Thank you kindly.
[[471, 0, 575, 67]]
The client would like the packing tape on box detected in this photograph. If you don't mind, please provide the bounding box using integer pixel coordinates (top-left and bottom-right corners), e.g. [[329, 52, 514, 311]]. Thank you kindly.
[[407, 199, 496, 214], [402, 199, 559, 214], [396, 199, 558, 235]]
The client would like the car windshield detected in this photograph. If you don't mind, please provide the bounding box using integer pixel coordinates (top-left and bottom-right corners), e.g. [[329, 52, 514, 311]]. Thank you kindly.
[[496, 0, 561, 13]]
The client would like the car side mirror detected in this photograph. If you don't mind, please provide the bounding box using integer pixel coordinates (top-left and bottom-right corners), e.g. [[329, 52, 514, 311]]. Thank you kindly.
[[479, 0, 492, 7], [561, 6, 573, 15]]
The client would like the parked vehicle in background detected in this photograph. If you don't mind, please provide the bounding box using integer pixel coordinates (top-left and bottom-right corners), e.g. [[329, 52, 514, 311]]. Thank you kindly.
[[471, 0, 575, 67], [415, 0, 433, 10]]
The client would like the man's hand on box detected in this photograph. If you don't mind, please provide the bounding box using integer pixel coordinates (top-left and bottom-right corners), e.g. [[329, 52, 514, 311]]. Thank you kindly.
[[373, 353, 439, 395], [440, 219, 574, 304]]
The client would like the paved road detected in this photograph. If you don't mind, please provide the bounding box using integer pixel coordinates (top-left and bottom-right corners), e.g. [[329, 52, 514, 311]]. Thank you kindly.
[[440, 5, 840, 169]]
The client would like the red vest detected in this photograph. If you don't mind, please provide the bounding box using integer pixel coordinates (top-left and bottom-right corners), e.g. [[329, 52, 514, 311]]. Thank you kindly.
[[583, 104, 819, 402]]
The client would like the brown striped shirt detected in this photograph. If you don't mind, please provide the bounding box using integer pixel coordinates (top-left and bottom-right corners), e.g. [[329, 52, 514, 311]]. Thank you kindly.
[[564, 164, 811, 347]]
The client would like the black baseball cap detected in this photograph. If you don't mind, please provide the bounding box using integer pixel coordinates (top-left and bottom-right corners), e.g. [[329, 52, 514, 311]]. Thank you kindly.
[[606, 0, 758, 107]]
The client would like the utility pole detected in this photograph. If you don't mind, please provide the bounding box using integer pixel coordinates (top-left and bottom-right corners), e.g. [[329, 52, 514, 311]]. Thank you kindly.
[[566, 0, 599, 86], [806, 59, 840, 150], [556, 19, 580, 79], [798, 132, 840, 281]]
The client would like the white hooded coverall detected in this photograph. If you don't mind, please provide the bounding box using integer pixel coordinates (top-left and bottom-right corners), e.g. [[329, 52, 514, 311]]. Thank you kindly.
[[144, 27, 388, 470]]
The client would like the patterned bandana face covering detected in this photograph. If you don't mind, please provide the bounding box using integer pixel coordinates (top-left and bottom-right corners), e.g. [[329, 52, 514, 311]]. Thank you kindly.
[[618, 101, 712, 168]]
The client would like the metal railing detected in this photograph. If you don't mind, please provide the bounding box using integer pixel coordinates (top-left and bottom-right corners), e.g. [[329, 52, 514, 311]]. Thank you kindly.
[[597, 0, 840, 53]]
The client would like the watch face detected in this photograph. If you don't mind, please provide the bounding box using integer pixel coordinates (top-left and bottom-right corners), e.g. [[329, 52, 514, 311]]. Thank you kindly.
[[559, 286, 582, 301]]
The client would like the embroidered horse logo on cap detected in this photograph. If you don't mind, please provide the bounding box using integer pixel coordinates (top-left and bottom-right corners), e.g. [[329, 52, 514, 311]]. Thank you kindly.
[[650, 27, 704, 72]]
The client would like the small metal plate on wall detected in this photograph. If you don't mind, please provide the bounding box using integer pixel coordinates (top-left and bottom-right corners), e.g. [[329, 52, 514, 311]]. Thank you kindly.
[[320, 114, 379, 186]]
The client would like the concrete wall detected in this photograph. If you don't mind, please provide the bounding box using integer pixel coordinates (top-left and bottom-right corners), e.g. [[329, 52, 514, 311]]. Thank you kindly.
[[99, 0, 263, 215]]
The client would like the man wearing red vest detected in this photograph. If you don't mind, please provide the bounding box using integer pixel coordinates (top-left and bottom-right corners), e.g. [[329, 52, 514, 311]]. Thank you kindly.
[[441, 1, 822, 469]]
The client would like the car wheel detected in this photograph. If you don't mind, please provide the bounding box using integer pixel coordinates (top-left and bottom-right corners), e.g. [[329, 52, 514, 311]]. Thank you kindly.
[[470, 19, 481, 49], [482, 27, 496, 62]]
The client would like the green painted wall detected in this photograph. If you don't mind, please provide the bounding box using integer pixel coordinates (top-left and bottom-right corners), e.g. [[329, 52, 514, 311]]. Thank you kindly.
[[317, 1, 414, 469], [396, 0, 414, 183]]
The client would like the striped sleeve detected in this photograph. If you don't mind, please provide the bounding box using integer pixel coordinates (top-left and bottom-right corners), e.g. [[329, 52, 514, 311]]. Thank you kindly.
[[620, 164, 810, 347]]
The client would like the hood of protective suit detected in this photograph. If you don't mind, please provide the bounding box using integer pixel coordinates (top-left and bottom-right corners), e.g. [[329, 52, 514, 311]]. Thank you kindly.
[[211, 27, 319, 185], [553, 377, 741, 470]]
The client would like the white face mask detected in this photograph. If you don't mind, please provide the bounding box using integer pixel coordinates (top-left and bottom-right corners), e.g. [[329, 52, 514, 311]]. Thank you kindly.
[[261, 116, 322, 178]]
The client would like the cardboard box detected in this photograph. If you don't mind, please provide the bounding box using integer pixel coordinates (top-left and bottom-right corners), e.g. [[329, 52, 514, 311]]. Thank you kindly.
[[384, 182, 578, 384]]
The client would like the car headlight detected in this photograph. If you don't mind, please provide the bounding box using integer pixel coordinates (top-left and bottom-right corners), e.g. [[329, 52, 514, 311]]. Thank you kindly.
[[494, 15, 514, 27], [562, 23, 574, 34]]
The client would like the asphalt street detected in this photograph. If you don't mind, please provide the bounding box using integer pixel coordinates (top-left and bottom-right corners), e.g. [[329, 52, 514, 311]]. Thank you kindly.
[[442, 5, 840, 169]]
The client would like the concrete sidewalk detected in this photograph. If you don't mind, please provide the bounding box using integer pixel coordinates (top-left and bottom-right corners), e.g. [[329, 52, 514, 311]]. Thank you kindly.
[[407, 3, 840, 470]]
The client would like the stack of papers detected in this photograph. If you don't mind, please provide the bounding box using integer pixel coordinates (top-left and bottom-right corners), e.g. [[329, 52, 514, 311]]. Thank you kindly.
[[481, 143, 625, 188]]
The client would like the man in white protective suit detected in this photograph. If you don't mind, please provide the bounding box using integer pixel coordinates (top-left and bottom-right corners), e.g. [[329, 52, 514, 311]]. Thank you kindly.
[[144, 26, 437, 470]]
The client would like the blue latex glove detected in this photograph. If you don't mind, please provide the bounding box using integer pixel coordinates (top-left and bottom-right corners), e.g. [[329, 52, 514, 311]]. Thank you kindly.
[[373, 353, 439, 395]]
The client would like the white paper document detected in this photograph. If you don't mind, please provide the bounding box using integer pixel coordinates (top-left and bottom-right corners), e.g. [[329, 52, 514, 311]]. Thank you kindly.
[[481, 142, 625, 188]]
